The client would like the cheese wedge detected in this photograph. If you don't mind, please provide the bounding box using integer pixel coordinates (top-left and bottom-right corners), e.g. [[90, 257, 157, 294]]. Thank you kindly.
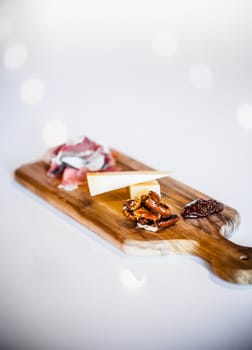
[[87, 171, 171, 196], [129, 180, 160, 199]]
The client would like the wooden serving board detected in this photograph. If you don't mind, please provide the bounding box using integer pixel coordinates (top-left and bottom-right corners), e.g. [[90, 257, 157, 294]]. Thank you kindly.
[[14, 151, 252, 284]]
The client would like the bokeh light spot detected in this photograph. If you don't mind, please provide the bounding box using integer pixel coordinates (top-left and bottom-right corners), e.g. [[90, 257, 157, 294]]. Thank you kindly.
[[3, 44, 27, 69], [189, 64, 213, 89], [20, 78, 45, 104], [120, 269, 146, 290], [236, 104, 252, 130], [42, 120, 69, 148]]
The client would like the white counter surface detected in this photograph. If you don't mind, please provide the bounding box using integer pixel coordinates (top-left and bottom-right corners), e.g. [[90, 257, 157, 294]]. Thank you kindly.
[[1, 1, 252, 349]]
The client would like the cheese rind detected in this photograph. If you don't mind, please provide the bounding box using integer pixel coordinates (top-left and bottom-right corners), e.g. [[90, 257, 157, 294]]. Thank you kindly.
[[129, 180, 160, 199], [87, 171, 170, 196]]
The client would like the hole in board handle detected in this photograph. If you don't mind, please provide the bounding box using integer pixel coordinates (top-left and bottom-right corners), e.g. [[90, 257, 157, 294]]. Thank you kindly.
[[240, 255, 249, 261]]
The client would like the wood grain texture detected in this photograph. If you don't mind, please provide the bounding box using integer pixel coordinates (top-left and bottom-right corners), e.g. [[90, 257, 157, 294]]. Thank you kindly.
[[14, 150, 252, 284]]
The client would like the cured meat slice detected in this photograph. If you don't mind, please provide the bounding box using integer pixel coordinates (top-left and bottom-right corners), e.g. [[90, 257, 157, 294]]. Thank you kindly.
[[46, 136, 117, 189]]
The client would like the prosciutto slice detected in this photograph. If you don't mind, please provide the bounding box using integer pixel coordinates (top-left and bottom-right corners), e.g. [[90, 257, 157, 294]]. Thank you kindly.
[[46, 136, 118, 190]]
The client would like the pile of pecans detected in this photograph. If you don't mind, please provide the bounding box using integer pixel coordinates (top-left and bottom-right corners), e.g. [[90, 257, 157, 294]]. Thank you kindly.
[[122, 191, 179, 232]]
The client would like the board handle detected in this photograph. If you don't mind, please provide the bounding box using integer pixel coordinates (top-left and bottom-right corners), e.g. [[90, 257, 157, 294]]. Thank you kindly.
[[204, 236, 252, 284]]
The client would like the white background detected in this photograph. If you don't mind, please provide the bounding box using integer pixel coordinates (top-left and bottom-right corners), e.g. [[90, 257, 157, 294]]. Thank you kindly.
[[1, 1, 252, 349]]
